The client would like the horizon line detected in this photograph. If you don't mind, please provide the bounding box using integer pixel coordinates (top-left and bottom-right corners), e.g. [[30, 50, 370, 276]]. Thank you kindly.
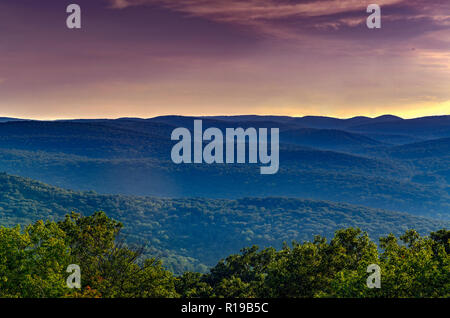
[[1, 113, 449, 122], [0, 114, 450, 121]]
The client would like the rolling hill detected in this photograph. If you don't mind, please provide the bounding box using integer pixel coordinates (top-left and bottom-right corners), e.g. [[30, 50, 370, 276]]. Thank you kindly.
[[0, 172, 447, 273], [280, 128, 383, 152], [348, 116, 450, 139], [386, 137, 450, 159], [0, 116, 448, 219]]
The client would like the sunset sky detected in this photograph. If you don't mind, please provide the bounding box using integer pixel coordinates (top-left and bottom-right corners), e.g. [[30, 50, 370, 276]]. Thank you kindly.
[[0, 0, 449, 119]]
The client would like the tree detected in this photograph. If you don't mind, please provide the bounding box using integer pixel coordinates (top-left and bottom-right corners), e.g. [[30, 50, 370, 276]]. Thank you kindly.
[[0, 221, 70, 297], [0, 212, 179, 298], [59, 211, 179, 298]]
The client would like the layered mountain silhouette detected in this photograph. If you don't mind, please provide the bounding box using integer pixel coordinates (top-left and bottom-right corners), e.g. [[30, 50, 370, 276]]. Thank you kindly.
[[0, 114, 448, 272], [0, 172, 447, 272], [0, 115, 448, 220]]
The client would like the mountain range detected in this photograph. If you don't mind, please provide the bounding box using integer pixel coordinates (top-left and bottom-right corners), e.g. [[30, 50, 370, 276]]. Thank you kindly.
[[0, 115, 448, 218], [0, 114, 448, 272], [0, 172, 447, 273]]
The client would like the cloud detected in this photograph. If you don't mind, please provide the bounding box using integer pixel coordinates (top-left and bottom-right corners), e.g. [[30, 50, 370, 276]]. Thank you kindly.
[[108, 0, 147, 9], [105, 0, 449, 24], [105, 0, 450, 43], [108, 0, 401, 18]]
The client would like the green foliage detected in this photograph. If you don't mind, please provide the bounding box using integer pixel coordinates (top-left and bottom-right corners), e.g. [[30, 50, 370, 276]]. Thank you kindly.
[[0, 173, 447, 274], [0, 212, 178, 298], [0, 212, 448, 298], [180, 228, 449, 298], [0, 221, 69, 297]]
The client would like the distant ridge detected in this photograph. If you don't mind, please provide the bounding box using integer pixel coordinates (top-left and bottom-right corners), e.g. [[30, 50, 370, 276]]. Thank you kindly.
[[348, 115, 450, 138], [0, 114, 448, 218], [0, 117, 27, 123], [5, 114, 450, 126], [375, 115, 403, 121], [201, 114, 407, 129], [0, 172, 447, 271]]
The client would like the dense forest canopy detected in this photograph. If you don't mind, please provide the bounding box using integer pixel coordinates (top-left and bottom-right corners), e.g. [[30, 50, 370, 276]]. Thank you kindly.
[[0, 212, 447, 298], [0, 172, 447, 273], [0, 116, 448, 296]]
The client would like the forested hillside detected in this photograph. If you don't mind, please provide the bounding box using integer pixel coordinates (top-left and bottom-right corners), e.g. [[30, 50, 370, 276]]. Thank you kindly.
[[0, 212, 448, 298], [0, 173, 447, 273], [0, 116, 448, 218]]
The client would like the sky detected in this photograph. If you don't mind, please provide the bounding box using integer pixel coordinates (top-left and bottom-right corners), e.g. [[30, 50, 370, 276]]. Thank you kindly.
[[0, 0, 449, 120]]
